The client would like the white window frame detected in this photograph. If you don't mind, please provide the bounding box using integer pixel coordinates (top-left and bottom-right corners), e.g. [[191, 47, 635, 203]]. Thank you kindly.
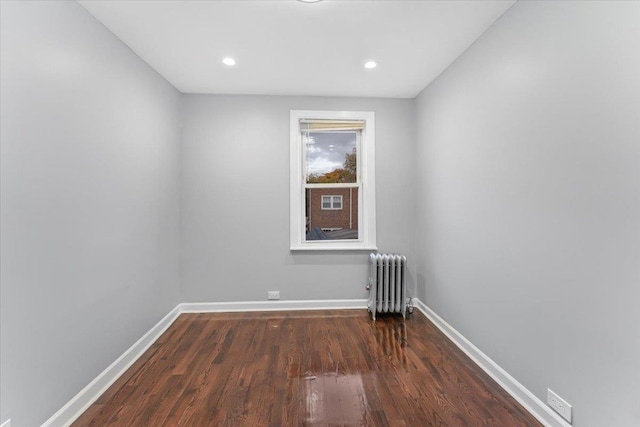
[[290, 110, 377, 251], [321, 195, 343, 210]]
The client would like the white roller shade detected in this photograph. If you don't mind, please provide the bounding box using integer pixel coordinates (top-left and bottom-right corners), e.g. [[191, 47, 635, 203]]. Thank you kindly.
[[300, 119, 365, 132]]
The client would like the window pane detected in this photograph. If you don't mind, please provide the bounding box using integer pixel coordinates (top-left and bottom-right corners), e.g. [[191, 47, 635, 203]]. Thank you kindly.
[[305, 188, 359, 241], [305, 131, 357, 184], [321, 196, 331, 209]]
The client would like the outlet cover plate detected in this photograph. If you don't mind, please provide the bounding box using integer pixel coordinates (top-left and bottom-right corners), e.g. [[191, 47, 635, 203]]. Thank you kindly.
[[268, 291, 280, 300], [547, 388, 572, 423]]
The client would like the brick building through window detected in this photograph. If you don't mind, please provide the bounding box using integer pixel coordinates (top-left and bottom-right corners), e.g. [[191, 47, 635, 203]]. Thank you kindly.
[[306, 188, 359, 232]]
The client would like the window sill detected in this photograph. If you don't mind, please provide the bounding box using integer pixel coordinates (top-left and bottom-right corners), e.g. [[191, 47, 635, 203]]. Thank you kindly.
[[290, 244, 378, 251]]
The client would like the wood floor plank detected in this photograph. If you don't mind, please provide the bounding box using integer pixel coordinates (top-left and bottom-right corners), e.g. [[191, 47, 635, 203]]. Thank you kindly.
[[73, 310, 542, 426]]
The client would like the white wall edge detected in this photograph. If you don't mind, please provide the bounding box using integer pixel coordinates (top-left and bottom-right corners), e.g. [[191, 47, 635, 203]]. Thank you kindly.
[[1, 419, 11, 427], [412, 298, 570, 427], [180, 299, 368, 313], [41, 305, 182, 427]]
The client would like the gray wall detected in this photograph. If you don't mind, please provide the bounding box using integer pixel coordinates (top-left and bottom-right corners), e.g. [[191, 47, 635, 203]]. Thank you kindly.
[[414, 1, 640, 426], [180, 95, 416, 302], [0, 2, 181, 426]]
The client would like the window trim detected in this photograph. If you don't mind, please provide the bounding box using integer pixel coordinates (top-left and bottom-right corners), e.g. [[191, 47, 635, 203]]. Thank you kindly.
[[321, 195, 343, 210], [290, 110, 377, 251]]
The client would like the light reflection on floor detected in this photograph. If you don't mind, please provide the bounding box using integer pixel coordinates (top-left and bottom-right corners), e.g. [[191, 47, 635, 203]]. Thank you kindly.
[[303, 316, 409, 425], [374, 317, 408, 368], [303, 372, 368, 425]]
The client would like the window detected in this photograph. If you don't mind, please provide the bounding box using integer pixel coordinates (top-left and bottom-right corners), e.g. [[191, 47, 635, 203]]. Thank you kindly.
[[290, 110, 376, 250], [321, 195, 343, 210]]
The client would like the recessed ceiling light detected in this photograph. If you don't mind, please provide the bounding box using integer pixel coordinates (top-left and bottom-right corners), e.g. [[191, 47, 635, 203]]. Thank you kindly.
[[364, 61, 377, 70], [297, 0, 323, 3], [222, 57, 236, 66]]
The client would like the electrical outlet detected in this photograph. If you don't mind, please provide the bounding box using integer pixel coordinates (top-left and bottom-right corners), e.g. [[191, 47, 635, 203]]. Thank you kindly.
[[267, 291, 280, 300], [547, 389, 572, 423]]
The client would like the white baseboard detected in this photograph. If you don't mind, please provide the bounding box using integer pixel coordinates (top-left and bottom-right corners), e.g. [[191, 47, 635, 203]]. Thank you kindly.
[[1, 419, 11, 427], [41, 305, 182, 427], [180, 299, 368, 313], [411, 298, 570, 427]]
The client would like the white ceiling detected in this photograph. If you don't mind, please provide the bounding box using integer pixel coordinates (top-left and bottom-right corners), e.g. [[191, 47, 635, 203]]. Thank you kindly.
[[78, 0, 515, 98]]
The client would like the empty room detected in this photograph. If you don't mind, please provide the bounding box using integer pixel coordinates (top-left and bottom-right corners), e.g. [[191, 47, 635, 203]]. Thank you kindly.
[[1, 0, 638, 426]]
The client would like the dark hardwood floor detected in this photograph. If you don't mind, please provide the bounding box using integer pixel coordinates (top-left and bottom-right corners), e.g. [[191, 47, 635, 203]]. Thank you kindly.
[[73, 309, 542, 426]]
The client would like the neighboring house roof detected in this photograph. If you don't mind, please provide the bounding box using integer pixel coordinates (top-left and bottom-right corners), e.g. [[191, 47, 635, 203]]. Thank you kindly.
[[306, 227, 358, 241]]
